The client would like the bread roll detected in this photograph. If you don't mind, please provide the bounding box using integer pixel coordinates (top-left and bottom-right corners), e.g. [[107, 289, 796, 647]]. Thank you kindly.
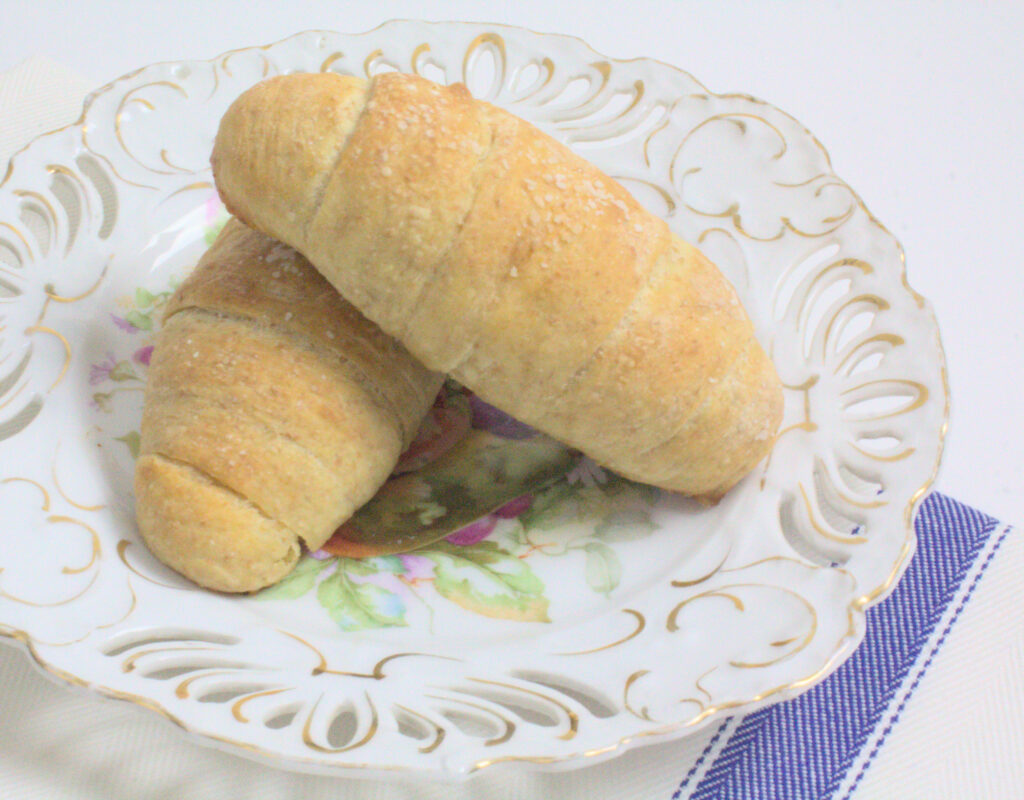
[[212, 72, 782, 499], [135, 218, 443, 592]]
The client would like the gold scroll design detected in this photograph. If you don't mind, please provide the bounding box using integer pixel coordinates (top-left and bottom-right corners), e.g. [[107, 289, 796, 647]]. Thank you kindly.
[[1, 622, 420, 775], [462, 33, 507, 99], [766, 253, 930, 528], [110, 634, 361, 747], [1, 165, 111, 443], [559, 80, 653, 145], [110, 64, 264, 182], [206, 43, 273, 100], [109, 626, 584, 754], [668, 108, 856, 241], [621, 558, 849, 725], [0, 476, 100, 608], [423, 677, 580, 748], [554, 608, 646, 656], [498, 53, 613, 123], [114, 81, 193, 176], [116, 540, 196, 592], [106, 627, 465, 756], [284, 631, 453, 752], [525, 59, 655, 150], [0, 467, 132, 645]]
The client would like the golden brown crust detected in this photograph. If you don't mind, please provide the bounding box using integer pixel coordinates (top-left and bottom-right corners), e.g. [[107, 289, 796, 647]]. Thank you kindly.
[[212, 73, 783, 498], [211, 73, 369, 247], [134, 219, 443, 592], [163, 219, 437, 443], [304, 74, 493, 334], [135, 454, 301, 593], [443, 102, 671, 411]]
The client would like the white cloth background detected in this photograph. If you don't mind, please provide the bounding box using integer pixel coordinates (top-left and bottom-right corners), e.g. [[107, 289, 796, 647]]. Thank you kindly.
[[1, 48, 1022, 800]]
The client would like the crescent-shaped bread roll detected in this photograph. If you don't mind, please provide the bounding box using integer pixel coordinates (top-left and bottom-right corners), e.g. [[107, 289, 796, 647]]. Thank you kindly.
[[212, 72, 783, 499], [135, 218, 443, 592]]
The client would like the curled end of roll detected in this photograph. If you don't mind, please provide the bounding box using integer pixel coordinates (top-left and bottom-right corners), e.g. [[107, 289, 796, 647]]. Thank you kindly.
[[211, 72, 369, 248], [134, 454, 301, 593]]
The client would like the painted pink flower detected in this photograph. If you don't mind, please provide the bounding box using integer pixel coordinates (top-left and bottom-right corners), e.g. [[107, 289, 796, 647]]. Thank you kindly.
[[445, 515, 498, 546], [89, 353, 118, 385], [398, 553, 434, 579], [110, 313, 139, 333], [204, 193, 223, 223], [133, 345, 154, 366], [494, 494, 534, 519]]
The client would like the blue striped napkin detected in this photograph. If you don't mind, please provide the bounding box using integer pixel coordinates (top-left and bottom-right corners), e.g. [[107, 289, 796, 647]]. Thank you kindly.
[[671, 493, 1013, 800]]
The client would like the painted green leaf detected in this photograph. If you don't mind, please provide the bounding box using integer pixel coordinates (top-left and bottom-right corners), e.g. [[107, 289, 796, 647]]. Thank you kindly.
[[125, 310, 153, 331], [337, 430, 577, 555], [517, 480, 579, 531], [415, 500, 447, 525], [344, 555, 405, 576], [582, 541, 622, 595], [594, 509, 658, 542], [134, 287, 155, 308], [108, 361, 139, 382], [115, 430, 140, 459], [204, 216, 228, 246], [423, 543, 549, 622], [316, 568, 407, 630], [601, 474, 663, 505], [256, 556, 328, 600], [435, 541, 545, 595], [500, 518, 530, 548]]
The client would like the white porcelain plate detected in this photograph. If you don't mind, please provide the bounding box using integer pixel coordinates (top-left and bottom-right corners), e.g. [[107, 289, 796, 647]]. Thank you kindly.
[[0, 22, 947, 779]]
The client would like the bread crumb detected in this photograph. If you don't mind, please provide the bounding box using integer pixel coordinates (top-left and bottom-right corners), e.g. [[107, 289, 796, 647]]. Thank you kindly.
[[509, 266, 518, 277]]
